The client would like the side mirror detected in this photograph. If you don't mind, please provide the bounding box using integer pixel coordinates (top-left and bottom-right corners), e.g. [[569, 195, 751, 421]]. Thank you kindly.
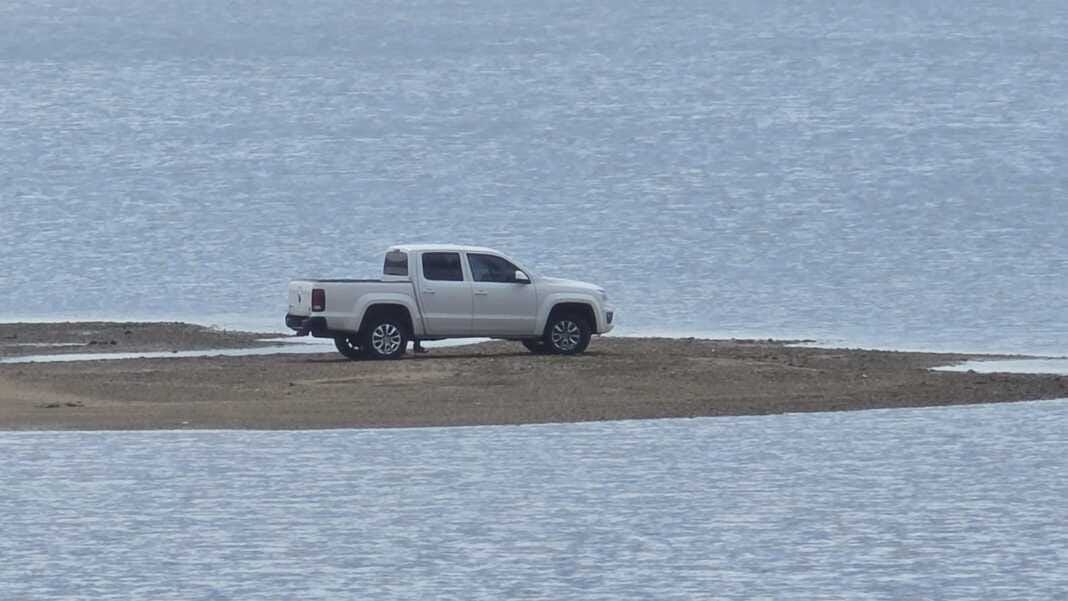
[[514, 270, 530, 284]]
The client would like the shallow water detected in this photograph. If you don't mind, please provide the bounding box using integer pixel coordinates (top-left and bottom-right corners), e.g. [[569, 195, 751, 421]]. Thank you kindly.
[[0, 335, 487, 363], [2, 400, 1066, 600], [936, 358, 1068, 376], [0, 342, 328, 364], [3, 1, 1068, 354]]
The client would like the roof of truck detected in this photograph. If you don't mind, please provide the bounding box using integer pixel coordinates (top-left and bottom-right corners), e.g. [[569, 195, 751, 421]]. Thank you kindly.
[[388, 244, 502, 254]]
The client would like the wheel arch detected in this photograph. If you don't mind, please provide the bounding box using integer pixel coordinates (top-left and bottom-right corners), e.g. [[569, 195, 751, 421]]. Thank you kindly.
[[358, 302, 416, 337], [541, 300, 598, 335], [352, 294, 423, 336]]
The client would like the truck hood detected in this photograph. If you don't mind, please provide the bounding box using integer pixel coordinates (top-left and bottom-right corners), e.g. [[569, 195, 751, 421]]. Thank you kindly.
[[538, 277, 604, 295]]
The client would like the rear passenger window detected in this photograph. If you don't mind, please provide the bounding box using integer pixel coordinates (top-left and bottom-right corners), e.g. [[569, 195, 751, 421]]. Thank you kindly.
[[384, 251, 409, 276], [422, 252, 464, 281]]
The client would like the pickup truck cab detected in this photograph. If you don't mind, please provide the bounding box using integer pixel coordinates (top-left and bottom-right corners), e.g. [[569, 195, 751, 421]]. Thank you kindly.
[[286, 245, 615, 359]]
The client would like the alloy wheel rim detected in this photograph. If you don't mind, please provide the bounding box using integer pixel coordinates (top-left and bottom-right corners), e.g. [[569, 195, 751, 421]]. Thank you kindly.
[[372, 324, 402, 355], [551, 320, 581, 351]]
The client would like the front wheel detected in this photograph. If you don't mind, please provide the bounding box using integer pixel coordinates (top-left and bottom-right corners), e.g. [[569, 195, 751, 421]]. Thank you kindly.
[[334, 335, 363, 360], [359, 318, 409, 360], [543, 314, 592, 355]]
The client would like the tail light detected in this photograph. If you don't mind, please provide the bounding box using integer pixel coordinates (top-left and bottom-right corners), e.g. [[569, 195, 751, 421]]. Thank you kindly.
[[311, 288, 326, 312]]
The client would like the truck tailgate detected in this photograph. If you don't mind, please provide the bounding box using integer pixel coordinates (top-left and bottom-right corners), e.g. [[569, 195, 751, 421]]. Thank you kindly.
[[288, 280, 315, 316]]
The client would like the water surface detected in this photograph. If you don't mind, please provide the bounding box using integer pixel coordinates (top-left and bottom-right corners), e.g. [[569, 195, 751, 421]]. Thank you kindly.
[[2, 1, 1067, 354]]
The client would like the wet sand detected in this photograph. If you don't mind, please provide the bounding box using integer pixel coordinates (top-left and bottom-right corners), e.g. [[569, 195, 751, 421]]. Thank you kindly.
[[1, 322, 1066, 430]]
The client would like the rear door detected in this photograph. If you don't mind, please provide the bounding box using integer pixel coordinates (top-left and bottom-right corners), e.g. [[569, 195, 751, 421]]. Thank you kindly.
[[467, 253, 538, 336], [415, 252, 473, 336]]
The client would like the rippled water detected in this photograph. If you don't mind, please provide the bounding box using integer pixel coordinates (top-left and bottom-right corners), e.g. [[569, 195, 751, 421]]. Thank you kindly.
[[2, 1, 1067, 354], [2, 400, 1066, 599]]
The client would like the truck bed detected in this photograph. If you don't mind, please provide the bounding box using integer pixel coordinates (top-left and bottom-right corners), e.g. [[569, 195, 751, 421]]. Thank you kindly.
[[295, 279, 390, 283], [287, 278, 418, 334]]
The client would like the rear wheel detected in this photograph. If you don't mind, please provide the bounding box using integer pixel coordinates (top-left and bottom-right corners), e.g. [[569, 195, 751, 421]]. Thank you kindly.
[[359, 317, 409, 360], [334, 335, 363, 360], [543, 314, 592, 355]]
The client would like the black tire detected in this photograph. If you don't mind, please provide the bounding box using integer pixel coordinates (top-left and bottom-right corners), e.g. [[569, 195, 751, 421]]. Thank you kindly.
[[521, 339, 550, 354], [334, 335, 363, 360], [543, 313, 592, 355], [359, 316, 409, 360]]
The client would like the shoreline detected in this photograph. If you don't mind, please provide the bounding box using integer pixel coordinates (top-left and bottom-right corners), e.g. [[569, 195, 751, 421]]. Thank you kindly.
[[2, 321, 1067, 431], [7, 316, 1067, 360]]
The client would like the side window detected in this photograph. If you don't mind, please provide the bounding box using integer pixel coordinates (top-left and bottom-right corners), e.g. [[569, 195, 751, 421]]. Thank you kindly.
[[468, 253, 520, 283], [383, 251, 408, 276], [422, 252, 464, 282]]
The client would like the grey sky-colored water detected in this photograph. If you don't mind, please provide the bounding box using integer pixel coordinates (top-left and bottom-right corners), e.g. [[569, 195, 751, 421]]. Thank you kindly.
[[2, 1, 1067, 354], [3, 399, 1067, 600]]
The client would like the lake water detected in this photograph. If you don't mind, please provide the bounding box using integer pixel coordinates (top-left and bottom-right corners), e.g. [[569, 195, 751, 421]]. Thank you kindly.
[[3, 400, 1067, 600], [2, 1, 1067, 354]]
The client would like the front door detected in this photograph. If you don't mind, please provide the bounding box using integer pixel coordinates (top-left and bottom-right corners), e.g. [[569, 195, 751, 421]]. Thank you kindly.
[[417, 252, 473, 336], [466, 253, 539, 336]]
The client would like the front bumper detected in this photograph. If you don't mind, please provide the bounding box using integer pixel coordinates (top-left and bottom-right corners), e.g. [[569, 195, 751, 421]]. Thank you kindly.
[[599, 308, 615, 334]]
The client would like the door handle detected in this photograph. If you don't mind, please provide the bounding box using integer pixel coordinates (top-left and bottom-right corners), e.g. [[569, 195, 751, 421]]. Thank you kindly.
[[423, 288, 436, 294], [474, 290, 488, 296]]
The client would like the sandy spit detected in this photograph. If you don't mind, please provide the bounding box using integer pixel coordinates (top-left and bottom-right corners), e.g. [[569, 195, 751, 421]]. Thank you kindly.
[[1, 322, 1066, 430]]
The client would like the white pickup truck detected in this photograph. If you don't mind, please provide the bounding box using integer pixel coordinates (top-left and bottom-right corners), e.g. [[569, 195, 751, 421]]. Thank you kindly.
[[286, 245, 615, 359]]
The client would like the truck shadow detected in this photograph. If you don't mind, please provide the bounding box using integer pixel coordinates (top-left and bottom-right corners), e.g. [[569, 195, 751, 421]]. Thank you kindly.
[[300, 350, 607, 363]]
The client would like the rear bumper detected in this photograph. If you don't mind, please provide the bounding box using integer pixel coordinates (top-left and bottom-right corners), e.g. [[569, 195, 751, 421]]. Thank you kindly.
[[285, 314, 329, 336]]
